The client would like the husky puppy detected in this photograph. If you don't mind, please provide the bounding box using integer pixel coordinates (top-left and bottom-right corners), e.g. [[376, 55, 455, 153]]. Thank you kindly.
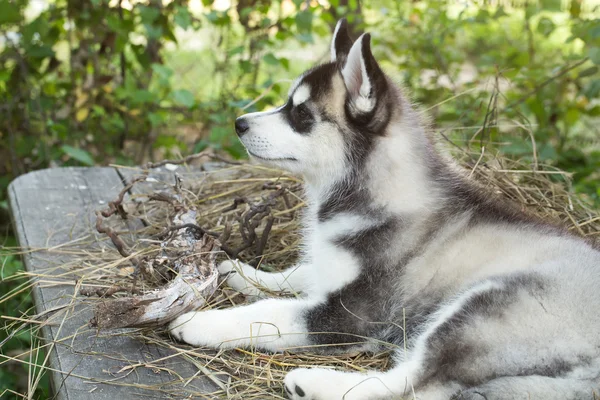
[[169, 19, 600, 400]]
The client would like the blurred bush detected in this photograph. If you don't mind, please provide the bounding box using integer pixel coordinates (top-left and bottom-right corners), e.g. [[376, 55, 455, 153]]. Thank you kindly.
[[0, 0, 598, 206], [0, 0, 598, 396]]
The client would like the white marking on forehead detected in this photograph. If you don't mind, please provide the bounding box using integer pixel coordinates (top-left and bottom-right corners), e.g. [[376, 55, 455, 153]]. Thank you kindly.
[[288, 72, 307, 96], [292, 84, 311, 106]]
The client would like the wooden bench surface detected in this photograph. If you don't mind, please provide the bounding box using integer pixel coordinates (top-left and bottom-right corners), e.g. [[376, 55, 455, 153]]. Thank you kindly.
[[8, 166, 219, 400]]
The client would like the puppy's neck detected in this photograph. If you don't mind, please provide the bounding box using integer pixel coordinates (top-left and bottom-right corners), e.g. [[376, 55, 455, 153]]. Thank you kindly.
[[304, 124, 445, 220]]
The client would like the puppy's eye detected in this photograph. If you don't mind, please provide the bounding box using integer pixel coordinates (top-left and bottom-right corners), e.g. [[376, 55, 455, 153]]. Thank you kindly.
[[295, 104, 311, 119]]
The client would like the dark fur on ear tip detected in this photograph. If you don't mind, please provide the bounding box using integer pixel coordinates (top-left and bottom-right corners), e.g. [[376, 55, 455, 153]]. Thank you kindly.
[[359, 32, 387, 93], [331, 18, 353, 63]]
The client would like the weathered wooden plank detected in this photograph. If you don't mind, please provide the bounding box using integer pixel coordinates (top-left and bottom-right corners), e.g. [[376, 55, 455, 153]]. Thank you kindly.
[[115, 162, 235, 195], [8, 167, 218, 399]]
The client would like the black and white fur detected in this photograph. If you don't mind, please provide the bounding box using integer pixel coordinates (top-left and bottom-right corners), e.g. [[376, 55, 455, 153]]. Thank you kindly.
[[170, 19, 600, 400]]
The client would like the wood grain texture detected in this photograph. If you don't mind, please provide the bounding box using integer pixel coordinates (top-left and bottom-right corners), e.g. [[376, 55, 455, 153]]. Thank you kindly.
[[8, 167, 219, 399]]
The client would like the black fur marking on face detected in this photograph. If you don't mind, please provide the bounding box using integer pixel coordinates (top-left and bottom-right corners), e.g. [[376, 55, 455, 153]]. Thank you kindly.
[[280, 100, 314, 135], [278, 64, 340, 136], [294, 385, 305, 397]]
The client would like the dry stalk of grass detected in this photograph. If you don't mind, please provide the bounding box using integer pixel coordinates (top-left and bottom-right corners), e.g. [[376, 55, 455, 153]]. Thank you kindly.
[[1, 151, 599, 398]]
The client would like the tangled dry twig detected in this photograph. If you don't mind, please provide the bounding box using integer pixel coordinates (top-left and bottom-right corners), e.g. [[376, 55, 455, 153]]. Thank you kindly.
[[81, 164, 302, 329]]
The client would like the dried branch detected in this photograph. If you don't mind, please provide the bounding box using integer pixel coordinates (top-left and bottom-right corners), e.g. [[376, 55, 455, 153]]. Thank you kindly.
[[80, 285, 143, 297], [95, 211, 139, 265], [88, 208, 220, 329], [85, 164, 301, 329], [101, 175, 148, 218]]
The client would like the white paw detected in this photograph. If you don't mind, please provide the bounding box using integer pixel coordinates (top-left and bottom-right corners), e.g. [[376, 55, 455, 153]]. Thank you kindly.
[[168, 310, 230, 347], [283, 368, 378, 400], [168, 311, 199, 345], [218, 259, 264, 297]]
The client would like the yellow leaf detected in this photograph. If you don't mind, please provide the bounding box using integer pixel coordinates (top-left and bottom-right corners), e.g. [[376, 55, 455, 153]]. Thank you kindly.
[[102, 85, 113, 93], [75, 92, 89, 108], [129, 109, 141, 116], [76, 108, 89, 122]]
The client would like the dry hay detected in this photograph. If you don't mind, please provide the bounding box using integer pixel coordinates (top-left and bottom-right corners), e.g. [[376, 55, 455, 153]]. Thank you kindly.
[[1, 148, 599, 399]]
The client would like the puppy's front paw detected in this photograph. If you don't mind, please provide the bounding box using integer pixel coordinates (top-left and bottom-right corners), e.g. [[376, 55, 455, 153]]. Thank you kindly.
[[168, 311, 198, 344], [218, 260, 263, 297]]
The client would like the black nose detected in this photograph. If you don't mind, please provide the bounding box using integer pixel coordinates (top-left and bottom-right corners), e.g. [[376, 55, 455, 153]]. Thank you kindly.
[[235, 117, 249, 137]]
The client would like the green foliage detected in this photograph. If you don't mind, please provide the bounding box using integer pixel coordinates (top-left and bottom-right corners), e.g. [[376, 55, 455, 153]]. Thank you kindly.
[[368, 0, 599, 203], [0, 236, 51, 399], [0, 0, 598, 396]]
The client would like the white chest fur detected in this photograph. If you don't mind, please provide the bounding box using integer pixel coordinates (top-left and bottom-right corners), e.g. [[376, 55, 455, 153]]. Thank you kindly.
[[303, 212, 371, 296]]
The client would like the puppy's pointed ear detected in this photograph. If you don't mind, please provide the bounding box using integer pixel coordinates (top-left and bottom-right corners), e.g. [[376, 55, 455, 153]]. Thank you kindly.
[[330, 18, 353, 63], [341, 33, 386, 115]]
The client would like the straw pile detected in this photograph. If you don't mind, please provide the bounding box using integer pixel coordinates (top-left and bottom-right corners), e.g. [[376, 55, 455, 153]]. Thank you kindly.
[[2, 146, 599, 399]]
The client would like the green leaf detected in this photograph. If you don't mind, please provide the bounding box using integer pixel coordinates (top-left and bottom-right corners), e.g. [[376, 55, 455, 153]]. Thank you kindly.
[[578, 66, 598, 78], [591, 25, 600, 40], [61, 145, 95, 166], [139, 5, 160, 23], [564, 108, 580, 126], [174, 7, 192, 30], [494, 6, 508, 18], [239, 60, 253, 73], [144, 23, 163, 39], [193, 140, 209, 154], [295, 10, 313, 34], [148, 111, 166, 127], [151, 63, 173, 80], [569, 0, 581, 18], [228, 45, 245, 56], [537, 17, 555, 36], [0, 69, 10, 82], [26, 45, 55, 59], [171, 89, 195, 108], [153, 134, 181, 149], [297, 32, 313, 43], [540, 0, 561, 11], [0, 0, 21, 24], [589, 47, 600, 65], [584, 79, 600, 98], [538, 142, 557, 160], [525, 3, 539, 19], [92, 105, 106, 117], [131, 89, 156, 104], [209, 126, 231, 143], [263, 53, 279, 66]]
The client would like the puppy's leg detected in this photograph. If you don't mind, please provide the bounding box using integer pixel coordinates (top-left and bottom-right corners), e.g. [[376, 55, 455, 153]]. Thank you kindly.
[[219, 260, 311, 297], [169, 283, 380, 352], [284, 274, 585, 400], [453, 376, 600, 400], [284, 361, 420, 400], [169, 298, 316, 351]]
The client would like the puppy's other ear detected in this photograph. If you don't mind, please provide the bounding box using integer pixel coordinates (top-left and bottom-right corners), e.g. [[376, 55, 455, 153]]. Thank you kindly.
[[341, 33, 387, 116], [330, 18, 353, 63]]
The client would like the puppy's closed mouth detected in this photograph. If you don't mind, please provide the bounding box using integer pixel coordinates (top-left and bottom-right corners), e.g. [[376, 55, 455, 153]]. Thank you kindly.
[[247, 150, 297, 162]]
